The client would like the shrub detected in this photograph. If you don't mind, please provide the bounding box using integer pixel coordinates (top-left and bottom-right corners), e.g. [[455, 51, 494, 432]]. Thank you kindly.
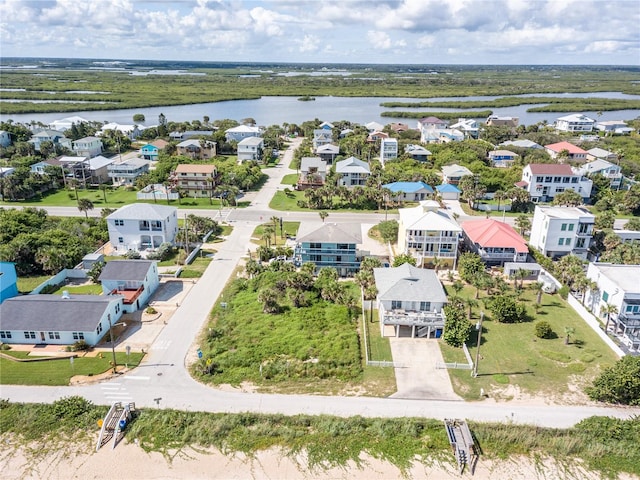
[[0, 343, 11, 350], [145, 306, 157, 314], [535, 321, 553, 339], [585, 356, 640, 405], [124, 250, 142, 259], [72, 340, 90, 352], [489, 296, 526, 323], [558, 285, 569, 300], [52, 396, 94, 419]]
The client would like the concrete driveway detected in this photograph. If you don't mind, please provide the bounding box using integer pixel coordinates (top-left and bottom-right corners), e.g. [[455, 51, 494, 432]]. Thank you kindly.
[[389, 338, 462, 401]]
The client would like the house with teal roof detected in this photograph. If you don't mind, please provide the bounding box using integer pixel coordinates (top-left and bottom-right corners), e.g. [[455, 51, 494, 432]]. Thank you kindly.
[[0, 262, 19, 304], [383, 181, 434, 202]]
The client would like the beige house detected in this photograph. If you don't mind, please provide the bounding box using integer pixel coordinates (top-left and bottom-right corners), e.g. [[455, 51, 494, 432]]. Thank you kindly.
[[171, 164, 217, 198], [176, 139, 216, 159]]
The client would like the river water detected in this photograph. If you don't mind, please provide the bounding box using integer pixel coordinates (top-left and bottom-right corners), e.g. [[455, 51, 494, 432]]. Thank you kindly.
[[2, 92, 639, 128]]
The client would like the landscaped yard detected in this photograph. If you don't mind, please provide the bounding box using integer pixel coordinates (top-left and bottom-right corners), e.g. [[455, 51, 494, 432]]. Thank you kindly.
[[16, 275, 52, 294], [269, 190, 392, 214], [0, 351, 145, 386], [439, 285, 619, 401], [52, 283, 103, 295], [0, 187, 248, 210], [251, 221, 300, 247], [280, 173, 298, 185], [179, 249, 215, 278]]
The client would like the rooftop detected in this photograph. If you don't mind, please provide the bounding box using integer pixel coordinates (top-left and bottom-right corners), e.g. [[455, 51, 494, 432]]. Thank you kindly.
[[544, 141, 587, 154], [0, 295, 117, 332], [174, 164, 216, 174], [374, 264, 447, 303], [297, 222, 362, 244], [590, 263, 640, 295], [107, 203, 177, 220], [534, 205, 595, 220], [383, 181, 434, 193], [461, 219, 528, 253], [99, 260, 155, 282], [527, 163, 575, 175]]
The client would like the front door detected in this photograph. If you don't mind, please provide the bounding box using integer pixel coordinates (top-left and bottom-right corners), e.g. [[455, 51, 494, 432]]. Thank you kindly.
[[40, 332, 46, 342]]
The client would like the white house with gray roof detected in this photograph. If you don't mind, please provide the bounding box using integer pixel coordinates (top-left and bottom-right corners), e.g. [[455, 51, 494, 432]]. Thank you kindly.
[[99, 260, 159, 312], [107, 203, 178, 253], [108, 158, 151, 185], [335, 157, 370, 187], [237, 136, 264, 162], [0, 294, 123, 346], [585, 263, 640, 352], [575, 159, 623, 189], [373, 264, 447, 339]]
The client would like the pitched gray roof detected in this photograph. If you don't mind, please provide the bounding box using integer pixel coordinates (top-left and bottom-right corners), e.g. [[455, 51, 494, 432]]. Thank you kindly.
[[99, 260, 154, 282], [300, 157, 327, 173], [297, 222, 362, 244], [107, 203, 176, 220], [0, 295, 115, 332], [373, 264, 447, 303]]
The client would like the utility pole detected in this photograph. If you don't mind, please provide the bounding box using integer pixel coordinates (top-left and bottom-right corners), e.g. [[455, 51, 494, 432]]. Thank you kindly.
[[107, 314, 117, 374], [472, 311, 484, 378]]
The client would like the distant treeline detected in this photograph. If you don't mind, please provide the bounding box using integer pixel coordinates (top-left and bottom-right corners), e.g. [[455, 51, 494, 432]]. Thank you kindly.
[[381, 110, 493, 120]]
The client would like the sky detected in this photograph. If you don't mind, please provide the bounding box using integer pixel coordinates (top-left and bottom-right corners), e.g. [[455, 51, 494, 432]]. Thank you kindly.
[[1, 0, 639, 65]]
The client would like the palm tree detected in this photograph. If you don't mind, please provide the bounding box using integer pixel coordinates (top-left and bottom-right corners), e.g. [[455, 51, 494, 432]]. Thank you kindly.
[[77, 198, 94, 219], [318, 210, 329, 223], [494, 190, 506, 212], [531, 281, 544, 305], [262, 225, 275, 247], [515, 215, 531, 236], [601, 303, 618, 332], [564, 326, 575, 345], [466, 298, 478, 320], [99, 184, 109, 203], [271, 216, 281, 241]]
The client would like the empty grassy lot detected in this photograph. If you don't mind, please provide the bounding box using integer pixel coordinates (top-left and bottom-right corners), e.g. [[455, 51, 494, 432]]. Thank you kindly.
[[439, 285, 618, 401]]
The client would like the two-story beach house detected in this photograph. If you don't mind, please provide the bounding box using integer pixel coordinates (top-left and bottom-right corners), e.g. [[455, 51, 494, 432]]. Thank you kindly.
[[585, 263, 640, 352], [294, 222, 363, 277], [72, 136, 103, 158], [176, 139, 216, 159], [575, 159, 623, 189], [99, 260, 159, 313], [373, 264, 447, 339], [441, 164, 473, 185], [298, 157, 327, 190], [315, 144, 340, 164], [529, 205, 595, 260], [171, 164, 217, 198], [140, 139, 169, 161], [237, 136, 264, 162], [28, 129, 72, 152], [108, 158, 151, 186], [335, 157, 370, 187], [107, 203, 178, 253], [555, 114, 595, 132], [398, 200, 462, 268], [225, 125, 261, 143], [518, 164, 593, 203], [405, 144, 432, 162], [461, 219, 529, 266], [545, 142, 588, 163]]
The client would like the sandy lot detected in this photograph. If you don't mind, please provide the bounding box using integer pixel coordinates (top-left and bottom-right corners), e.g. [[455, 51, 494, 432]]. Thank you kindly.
[[3, 440, 635, 480]]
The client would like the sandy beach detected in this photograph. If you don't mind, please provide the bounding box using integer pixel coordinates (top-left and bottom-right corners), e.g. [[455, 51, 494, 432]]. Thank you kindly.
[[2, 439, 638, 480]]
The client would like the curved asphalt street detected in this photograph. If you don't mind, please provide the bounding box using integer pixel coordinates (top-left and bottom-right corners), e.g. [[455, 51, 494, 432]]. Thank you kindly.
[[2, 139, 639, 427]]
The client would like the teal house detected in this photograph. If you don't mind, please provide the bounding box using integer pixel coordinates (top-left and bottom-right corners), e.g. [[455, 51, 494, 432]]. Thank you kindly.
[[0, 262, 19, 304], [294, 223, 363, 277]]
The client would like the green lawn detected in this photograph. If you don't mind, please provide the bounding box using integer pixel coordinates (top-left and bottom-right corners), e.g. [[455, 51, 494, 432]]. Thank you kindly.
[[178, 250, 215, 278], [0, 187, 248, 210], [0, 352, 145, 386], [52, 284, 103, 295], [269, 190, 393, 214], [16, 275, 52, 294], [363, 309, 393, 362], [251, 221, 300, 247], [439, 285, 618, 401], [280, 174, 298, 185]]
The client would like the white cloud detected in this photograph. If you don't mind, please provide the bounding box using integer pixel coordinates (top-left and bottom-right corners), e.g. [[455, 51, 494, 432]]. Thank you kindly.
[[298, 34, 320, 53]]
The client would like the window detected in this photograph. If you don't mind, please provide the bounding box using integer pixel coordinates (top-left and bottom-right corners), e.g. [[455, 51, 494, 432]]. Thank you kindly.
[[535, 176, 543, 182], [576, 238, 586, 248], [420, 302, 431, 311], [48, 332, 60, 340], [561, 224, 567, 231], [72, 332, 85, 340], [571, 177, 578, 184], [565, 238, 571, 246], [391, 300, 402, 310], [626, 305, 640, 314], [96, 323, 103, 335], [568, 224, 574, 231], [563, 177, 570, 183], [310, 242, 322, 249], [556, 187, 565, 193], [115, 303, 120, 314], [602, 291, 609, 302], [139, 220, 150, 231], [0, 331, 11, 339], [544, 176, 552, 182], [24, 331, 36, 339], [558, 238, 564, 246], [114, 219, 124, 226], [118, 237, 124, 244], [553, 176, 561, 183], [337, 243, 350, 250]]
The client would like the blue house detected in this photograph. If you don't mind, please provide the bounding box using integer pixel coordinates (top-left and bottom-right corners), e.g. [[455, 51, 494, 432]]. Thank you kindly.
[[0, 262, 19, 303], [383, 181, 434, 202], [436, 183, 461, 200], [140, 139, 169, 161], [294, 223, 363, 277]]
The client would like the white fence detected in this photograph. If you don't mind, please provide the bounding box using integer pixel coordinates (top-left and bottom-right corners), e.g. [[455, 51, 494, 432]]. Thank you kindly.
[[29, 269, 88, 295], [567, 294, 625, 357]]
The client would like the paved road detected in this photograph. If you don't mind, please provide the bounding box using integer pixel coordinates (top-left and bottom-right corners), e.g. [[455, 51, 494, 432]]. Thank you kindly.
[[3, 141, 639, 427]]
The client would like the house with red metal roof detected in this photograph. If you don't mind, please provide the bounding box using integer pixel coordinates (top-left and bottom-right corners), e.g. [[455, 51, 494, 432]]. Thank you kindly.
[[544, 141, 588, 163], [518, 163, 593, 203], [461, 219, 529, 266]]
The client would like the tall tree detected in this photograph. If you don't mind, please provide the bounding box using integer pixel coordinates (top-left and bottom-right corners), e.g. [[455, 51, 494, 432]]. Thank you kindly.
[[77, 198, 94, 218]]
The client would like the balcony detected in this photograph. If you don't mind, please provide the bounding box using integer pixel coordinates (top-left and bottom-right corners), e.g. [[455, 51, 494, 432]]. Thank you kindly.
[[382, 308, 445, 327], [109, 285, 144, 305]]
